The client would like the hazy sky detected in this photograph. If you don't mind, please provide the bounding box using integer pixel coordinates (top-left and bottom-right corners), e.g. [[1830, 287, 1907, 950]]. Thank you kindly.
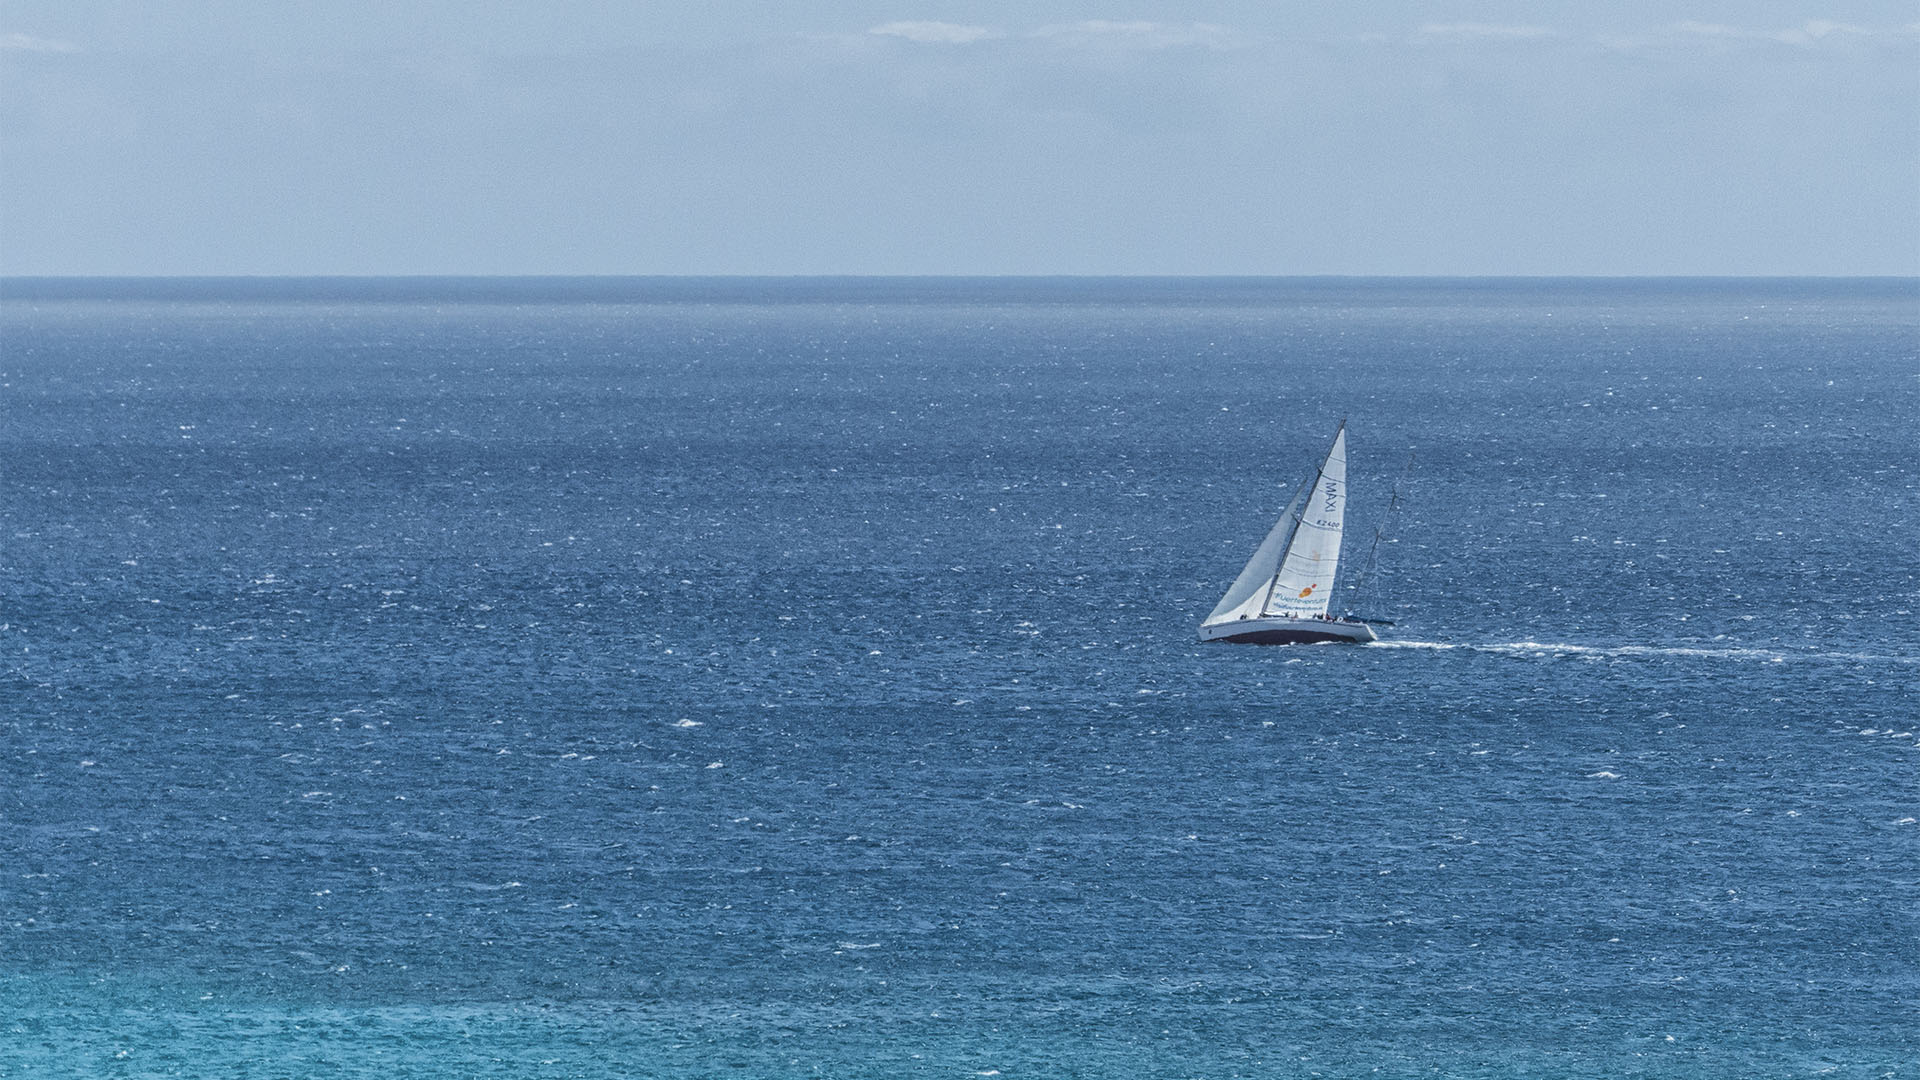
[[2, 1, 1916, 275]]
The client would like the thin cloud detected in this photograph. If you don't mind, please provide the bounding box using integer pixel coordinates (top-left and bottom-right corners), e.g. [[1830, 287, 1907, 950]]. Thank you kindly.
[[1418, 23, 1558, 40], [1671, 19, 1873, 45], [0, 32, 80, 53], [867, 21, 999, 45], [1031, 21, 1241, 51]]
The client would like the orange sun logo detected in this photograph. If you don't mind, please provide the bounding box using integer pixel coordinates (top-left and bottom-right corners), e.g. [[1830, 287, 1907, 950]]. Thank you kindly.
[[1298, 584, 1316, 598]]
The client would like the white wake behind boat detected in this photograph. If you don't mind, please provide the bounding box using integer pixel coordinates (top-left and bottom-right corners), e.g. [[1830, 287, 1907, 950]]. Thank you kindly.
[[1199, 422, 1377, 646]]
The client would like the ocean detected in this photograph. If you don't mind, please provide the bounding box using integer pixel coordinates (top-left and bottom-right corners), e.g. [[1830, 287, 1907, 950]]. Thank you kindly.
[[1, 277, 1915, 1078]]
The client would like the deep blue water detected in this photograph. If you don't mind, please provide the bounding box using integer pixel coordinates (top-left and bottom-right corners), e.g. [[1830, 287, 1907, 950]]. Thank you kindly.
[[1, 278, 1916, 1078]]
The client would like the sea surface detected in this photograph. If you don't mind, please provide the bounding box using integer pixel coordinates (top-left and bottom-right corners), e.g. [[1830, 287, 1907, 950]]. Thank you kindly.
[[1, 277, 1916, 1078]]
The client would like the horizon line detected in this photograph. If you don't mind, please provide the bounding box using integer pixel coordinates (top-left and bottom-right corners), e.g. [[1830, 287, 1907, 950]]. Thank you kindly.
[[5, 271, 1919, 277]]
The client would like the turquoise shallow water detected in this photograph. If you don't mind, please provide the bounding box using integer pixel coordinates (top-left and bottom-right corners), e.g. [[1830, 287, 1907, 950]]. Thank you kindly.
[[2, 278, 1916, 1077]]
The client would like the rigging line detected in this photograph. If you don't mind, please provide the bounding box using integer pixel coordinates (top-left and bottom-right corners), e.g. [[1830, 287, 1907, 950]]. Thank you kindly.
[[1348, 451, 1414, 615]]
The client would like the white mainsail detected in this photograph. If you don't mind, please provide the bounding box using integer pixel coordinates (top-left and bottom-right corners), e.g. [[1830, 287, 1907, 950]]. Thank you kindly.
[[1202, 424, 1350, 627]]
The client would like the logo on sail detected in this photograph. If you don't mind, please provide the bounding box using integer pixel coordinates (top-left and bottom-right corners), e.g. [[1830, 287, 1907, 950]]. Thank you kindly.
[[1298, 584, 1316, 598]]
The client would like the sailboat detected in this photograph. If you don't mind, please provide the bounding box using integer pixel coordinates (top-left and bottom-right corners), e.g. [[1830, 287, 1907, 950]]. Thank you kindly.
[[1199, 421, 1377, 645]]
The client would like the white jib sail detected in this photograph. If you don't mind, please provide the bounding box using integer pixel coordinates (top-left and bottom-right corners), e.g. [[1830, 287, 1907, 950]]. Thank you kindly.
[[1202, 481, 1307, 626], [1261, 426, 1348, 619]]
